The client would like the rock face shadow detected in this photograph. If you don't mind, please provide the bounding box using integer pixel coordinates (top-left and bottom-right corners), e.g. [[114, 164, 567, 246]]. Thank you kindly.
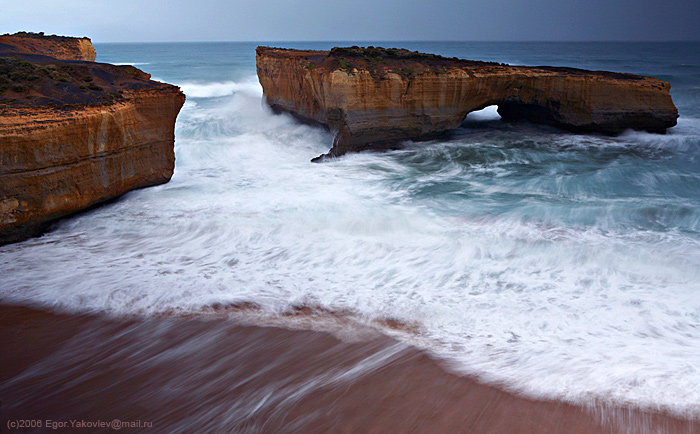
[[256, 46, 678, 159]]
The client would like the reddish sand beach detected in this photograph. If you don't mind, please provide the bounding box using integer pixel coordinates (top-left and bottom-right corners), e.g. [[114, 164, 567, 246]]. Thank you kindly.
[[0, 304, 696, 434]]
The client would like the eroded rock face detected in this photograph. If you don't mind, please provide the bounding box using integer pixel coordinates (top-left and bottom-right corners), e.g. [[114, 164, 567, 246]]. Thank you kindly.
[[0, 34, 184, 245], [0, 32, 96, 61], [256, 47, 678, 159]]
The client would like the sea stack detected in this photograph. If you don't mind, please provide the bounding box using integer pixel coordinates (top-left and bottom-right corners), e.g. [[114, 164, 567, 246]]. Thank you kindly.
[[0, 32, 96, 61], [256, 46, 678, 159], [0, 33, 185, 245]]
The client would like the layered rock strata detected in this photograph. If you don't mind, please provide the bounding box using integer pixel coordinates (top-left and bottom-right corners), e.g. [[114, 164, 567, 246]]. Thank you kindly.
[[256, 46, 678, 159], [0, 32, 96, 61], [0, 35, 184, 245]]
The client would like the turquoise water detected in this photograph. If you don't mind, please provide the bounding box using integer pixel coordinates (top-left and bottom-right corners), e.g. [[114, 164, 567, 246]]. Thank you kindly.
[[2, 42, 699, 415]]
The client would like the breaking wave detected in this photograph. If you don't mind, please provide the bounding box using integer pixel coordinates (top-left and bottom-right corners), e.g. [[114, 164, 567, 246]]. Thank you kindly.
[[178, 79, 262, 98], [3, 41, 700, 420]]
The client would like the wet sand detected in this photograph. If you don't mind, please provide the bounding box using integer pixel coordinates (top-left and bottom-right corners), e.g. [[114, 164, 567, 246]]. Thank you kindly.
[[0, 304, 696, 434]]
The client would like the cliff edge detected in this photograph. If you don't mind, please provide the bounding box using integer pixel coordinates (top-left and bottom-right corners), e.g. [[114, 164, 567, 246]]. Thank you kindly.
[[0, 32, 96, 61], [256, 46, 678, 159], [0, 34, 184, 245]]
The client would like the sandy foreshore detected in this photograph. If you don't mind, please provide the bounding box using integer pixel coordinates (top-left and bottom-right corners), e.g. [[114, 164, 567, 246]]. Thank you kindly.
[[0, 304, 696, 433]]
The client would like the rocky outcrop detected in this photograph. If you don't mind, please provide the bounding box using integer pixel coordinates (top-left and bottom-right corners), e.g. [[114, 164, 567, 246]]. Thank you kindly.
[[0, 32, 96, 61], [0, 35, 184, 245], [256, 46, 678, 159]]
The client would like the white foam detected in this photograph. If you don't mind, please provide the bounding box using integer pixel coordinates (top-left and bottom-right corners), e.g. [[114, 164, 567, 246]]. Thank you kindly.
[[178, 80, 263, 98], [1, 84, 700, 418], [465, 105, 501, 121], [617, 116, 700, 152]]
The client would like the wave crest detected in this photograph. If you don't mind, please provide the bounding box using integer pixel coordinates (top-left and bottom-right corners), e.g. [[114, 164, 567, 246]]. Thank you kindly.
[[179, 80, 262, 98]]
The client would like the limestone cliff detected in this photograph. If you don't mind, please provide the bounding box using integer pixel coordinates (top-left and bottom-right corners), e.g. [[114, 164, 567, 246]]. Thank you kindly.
[[0, 35, 184, 245], [256, 46, 678, 159], [0, 32, 96, 61]]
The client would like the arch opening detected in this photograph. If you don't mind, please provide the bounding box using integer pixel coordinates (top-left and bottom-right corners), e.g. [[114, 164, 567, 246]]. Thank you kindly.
[[464, 105, 501, 122]]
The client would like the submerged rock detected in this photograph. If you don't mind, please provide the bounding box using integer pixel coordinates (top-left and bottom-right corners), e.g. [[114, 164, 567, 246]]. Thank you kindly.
[[0, 34, 184, 245], [256, 46, 678, 159]]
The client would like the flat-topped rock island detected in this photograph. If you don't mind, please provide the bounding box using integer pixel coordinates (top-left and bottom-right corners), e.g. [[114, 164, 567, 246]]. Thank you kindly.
[[256, 46, 678, 159]]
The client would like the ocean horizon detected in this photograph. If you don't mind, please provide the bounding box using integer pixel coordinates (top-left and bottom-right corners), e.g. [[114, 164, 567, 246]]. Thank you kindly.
[[2, 41, 699, 428]]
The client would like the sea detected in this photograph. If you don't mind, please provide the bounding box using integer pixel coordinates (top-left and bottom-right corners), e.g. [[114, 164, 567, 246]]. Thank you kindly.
[[1, 41, 699, 421]]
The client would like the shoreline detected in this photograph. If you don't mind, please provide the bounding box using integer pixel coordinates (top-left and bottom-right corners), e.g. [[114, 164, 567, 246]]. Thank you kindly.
[[1, 304, 696, 433]]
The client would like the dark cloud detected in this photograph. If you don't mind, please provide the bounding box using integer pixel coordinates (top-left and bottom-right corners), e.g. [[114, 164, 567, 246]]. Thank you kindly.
[[2, 0, 698, 42]]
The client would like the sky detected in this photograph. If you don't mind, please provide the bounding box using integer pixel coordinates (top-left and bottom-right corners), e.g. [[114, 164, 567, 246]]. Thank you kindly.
[[2, 0, 699, 43]]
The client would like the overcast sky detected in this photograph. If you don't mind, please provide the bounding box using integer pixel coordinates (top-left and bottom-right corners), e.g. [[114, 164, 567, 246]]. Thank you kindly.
[[2, 0, 699, 43]]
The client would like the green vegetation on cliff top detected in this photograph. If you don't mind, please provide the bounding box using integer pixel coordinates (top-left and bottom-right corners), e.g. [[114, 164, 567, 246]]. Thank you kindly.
[[325, 46, 505, 77], [0, 55, 161, 108], [0, 57, 115, 105]]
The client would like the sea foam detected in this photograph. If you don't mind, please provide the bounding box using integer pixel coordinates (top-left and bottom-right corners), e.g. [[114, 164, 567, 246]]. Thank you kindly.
[[179, 80, 262, 98], [2, 74, 700, 419]]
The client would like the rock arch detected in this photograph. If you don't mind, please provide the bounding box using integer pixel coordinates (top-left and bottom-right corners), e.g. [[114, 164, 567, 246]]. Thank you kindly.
[[256, 47, 678, 159]]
